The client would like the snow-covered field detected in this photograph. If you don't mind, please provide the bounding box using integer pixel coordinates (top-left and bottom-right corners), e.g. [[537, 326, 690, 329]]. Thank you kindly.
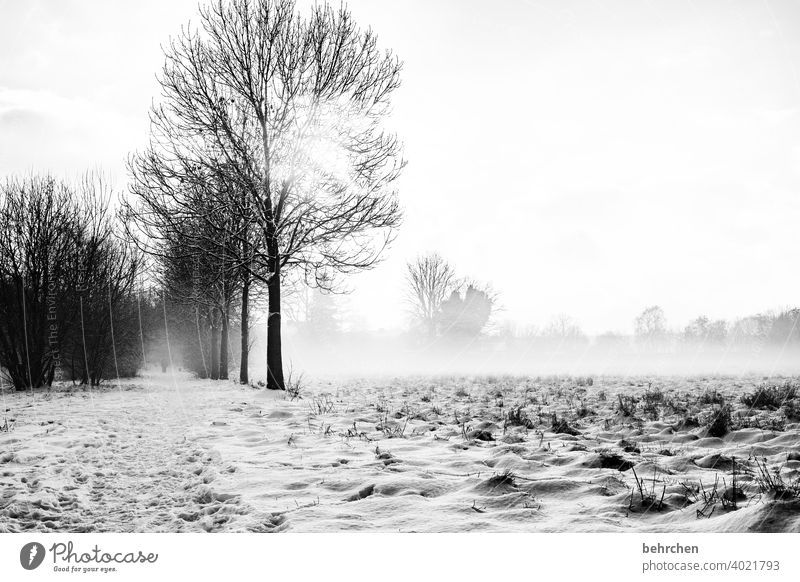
[[1, 373, 800, 532]]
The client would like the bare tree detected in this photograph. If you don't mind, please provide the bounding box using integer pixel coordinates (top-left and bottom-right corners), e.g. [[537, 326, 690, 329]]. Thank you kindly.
[[544, 313, 585, 340], [124, 158, 258, 381], [683, 315, 727, 346], [634, 305, 667, 347], [158, 219, 240, 379], [0, 175, 77, 389], [405, 253, 457, 338], [0, 174, 142, 389], [127, 0, 404, 389]]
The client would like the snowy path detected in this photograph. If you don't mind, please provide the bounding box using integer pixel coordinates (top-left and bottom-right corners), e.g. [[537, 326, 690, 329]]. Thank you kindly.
[[0, 375, 284, 533]]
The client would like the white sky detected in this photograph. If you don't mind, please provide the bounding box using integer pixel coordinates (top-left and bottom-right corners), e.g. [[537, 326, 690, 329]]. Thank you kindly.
[[2, 0, 800, 334]]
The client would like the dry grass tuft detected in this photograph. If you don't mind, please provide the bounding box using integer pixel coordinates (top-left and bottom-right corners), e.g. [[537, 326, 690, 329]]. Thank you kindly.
[[741, 382, 797, 410], [753, 457, 800, 500], [550, 413, 579, 436], [704, 404, 731, 437], [505, 405, 535, 429]]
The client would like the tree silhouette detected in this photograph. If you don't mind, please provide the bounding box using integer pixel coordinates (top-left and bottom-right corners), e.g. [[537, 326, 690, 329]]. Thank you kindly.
[[405, 253, 457, 338], [127, 0, 404, 389], [0, 174, 141, 389], [634, 305, 667, 347], [438, 285, 493, 338]]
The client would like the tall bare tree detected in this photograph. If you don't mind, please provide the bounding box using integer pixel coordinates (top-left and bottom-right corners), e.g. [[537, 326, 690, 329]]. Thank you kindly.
[[405, 253, 457, 338], [158, 219, 239, 379], [125, 158, 258, 381], [127, 0, 404, 389]]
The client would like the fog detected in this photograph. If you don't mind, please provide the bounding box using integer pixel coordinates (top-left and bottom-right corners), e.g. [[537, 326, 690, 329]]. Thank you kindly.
[[4, 0, 800, 386], [226, 290, 800, 379], [4, 0, 800, 335], [240, 324, 800, 379]]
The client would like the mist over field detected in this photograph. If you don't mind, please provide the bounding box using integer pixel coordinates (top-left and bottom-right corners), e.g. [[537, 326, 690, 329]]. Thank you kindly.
[[3, 0, 800, 537], [239, 288, 800, 378], [277, 337, 800, 378]]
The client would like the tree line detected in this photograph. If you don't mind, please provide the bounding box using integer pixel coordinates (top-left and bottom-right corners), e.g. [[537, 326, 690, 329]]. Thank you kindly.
[[0, 174, 142, 390], [493, 305, 800, 351], [0, 0, 404, 391]]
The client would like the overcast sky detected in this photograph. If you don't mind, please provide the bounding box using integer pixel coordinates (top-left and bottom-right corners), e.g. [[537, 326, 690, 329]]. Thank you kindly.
[[2, 0, 800, 334]]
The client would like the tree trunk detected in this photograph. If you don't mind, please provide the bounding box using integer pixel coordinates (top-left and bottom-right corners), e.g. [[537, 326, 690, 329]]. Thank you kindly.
[[239, 271, 250, 385], [261, 115, 283, 391], [219, 303, 229, 380], [266, 269, 285, 390], [210, 314, 220, 380]]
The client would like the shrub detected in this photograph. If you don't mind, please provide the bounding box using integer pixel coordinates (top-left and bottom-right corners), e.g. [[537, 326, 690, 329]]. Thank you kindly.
[[705, 404, 731, 437], [741, 383, 797, 410], [782, 399, 800, 421], [616, 394, 638, 417], [575, 401, 595, 418], [697, 389, 726, 406], [736, 415, 785, 432], [641, 388, 664, 420], [642, 387, 665, 404]]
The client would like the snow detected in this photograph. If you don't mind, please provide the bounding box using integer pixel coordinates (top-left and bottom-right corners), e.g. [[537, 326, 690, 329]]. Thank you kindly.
[[1, 373, 799, 532]]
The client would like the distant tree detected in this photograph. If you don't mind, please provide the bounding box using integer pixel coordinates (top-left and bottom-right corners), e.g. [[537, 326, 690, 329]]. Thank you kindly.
[[438, 284, 494, 338], [405, 253, 458, 337], [64, 233, 142, 385], [297, 287, 340, 341], [125, 160, 256, 383], [707, 320, 728, 345], [683, 315, 727, 345], [158, 223, 241, 380], [133, 293, 167, 376], [519, 324, 540, 340], [684, 315, 709, 342], [543, 313, 585, 341], [634, 305, 667, 346], [767, 308, 800, 345], [727, 309, 800, 348], [729, 314, 771, 347], [497, 320, 522, 342]]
